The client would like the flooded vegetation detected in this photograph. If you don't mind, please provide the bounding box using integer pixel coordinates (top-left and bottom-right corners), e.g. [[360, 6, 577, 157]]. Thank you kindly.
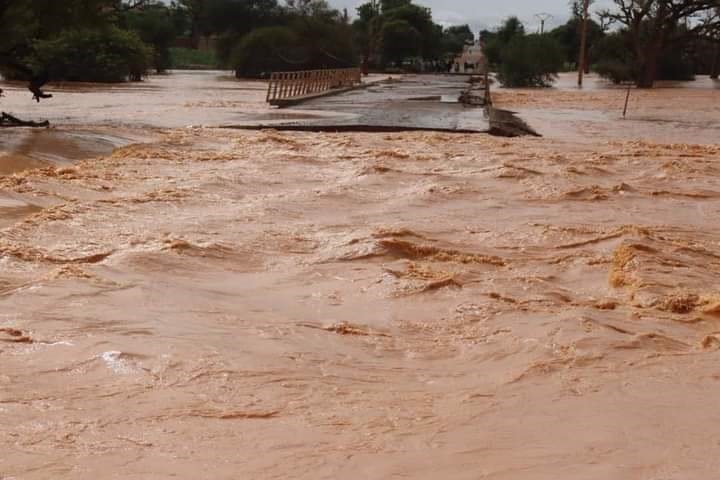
[[1, 71, 720, 478]]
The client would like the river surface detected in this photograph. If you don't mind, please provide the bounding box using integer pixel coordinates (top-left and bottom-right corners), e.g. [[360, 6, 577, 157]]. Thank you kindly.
[[1, 71, 720, 479]]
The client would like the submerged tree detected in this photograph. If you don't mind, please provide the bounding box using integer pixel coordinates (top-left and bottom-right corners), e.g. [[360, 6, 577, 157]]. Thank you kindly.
[[601, 0, 720, 87], [481, 16, 526, 67], [497, 34, 564, 87], [0, 0, 156, 125]]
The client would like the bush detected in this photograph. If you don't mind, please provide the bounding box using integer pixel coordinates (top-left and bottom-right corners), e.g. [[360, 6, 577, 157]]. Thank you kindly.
[[230, 27, 299, 77], [170, 47, 219, 69], [381, 20, 421, 66], [497, 34, 564, 87], [124, 6, 178, 73], [657, 51, 695, 81], [592, 33, 636, 84], [29, 28, 152, 82], [595, 59, 635, 84]]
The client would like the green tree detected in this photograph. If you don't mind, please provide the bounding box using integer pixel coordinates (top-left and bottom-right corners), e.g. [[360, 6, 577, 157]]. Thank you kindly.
[[382, 3, 436, 60], [482, 16, 525, 67], [1, 0, 154, 83], [30, 27, 152, 82], [592, 32, 636, 83], [381, 19, 421, 66], [601, 0, 720, 87], [229, 26, 298, 76], [497, 34, 564, 87], [353, 1, 382, 70], [380, 0, 411, 13], [550, 16, 604, 69], [124, 4, 178, 72]]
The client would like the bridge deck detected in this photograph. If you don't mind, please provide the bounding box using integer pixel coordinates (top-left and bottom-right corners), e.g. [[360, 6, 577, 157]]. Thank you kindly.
[[228, 74, 490, 133]]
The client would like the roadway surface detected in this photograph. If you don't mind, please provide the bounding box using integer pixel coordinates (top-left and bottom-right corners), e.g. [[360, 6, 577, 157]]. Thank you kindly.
[[232, 74, 490, 132]]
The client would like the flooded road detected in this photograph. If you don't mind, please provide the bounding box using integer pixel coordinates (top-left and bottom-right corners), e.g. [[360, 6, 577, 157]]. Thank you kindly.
[[1, 71, 720, 479]]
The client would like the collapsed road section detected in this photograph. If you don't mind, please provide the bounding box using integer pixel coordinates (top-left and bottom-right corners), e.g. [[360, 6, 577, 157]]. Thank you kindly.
[[224, 73, 539, 137]]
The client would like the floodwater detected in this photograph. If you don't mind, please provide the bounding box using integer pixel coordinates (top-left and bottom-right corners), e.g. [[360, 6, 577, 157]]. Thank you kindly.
[[1, 71, 720, 479]]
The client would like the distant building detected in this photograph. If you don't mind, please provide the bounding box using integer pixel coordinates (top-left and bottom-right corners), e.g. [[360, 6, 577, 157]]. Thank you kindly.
[[451, 40, 486, 74]]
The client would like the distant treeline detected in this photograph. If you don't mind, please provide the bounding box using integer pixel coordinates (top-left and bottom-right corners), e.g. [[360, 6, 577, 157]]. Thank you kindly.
[[482, 0, 720, 88], [0, 0, 475, 82], [1, 0, 717, 87]]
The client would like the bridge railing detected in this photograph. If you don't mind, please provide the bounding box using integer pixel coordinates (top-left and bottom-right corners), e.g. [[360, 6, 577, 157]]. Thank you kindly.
[[266, 68, 362, 105]]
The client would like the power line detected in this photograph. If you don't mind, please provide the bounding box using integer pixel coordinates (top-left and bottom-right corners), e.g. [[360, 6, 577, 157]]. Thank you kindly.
[[534, 13, 553, 34]]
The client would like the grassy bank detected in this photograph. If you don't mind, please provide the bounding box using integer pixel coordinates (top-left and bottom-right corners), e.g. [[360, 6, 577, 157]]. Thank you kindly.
[[169, 48, 219, 70]]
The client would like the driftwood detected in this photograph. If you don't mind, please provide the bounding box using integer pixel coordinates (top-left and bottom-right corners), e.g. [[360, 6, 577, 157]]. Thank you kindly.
[[0, 112, 50, 128]]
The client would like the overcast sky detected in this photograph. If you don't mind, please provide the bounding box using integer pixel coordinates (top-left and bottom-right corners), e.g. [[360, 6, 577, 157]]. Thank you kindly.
[[333, 0, 616, 32]]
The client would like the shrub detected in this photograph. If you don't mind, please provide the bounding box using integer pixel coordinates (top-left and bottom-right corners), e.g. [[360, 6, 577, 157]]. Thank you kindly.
[[124, 7, 178, 73], [29, 28, 152, 82], [230, 27, 299, 77], [169, 47, 219, 69], [595, 59, 635, 84], [497, 34, 564, 87], [657, 51, 695, 81], [381, 20, 421, 66], [592, 33, 636, 84]]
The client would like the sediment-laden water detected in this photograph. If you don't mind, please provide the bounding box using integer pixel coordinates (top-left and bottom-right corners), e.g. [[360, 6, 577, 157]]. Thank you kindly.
[[1, 72, 720, 479]]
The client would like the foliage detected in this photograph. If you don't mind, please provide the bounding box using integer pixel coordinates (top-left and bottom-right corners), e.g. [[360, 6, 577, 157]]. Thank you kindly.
[[481, 17, 526, 67], [657, 49, 696, 81], [497, 34, 564, 87], [381, 20, 421, 66], [352, 0, 460, 69], [592, 27, 699, 84], [169, 47, 218, 69], [29, 27, 152, 82], [549, 17, 604, 68], [124, 5, 178, 72], [0, 1, 160, 82], [594, 59, 635, 84], [441, 24, 474, 60], [229, 26, 299, 76], [600, 0, 720, 87]]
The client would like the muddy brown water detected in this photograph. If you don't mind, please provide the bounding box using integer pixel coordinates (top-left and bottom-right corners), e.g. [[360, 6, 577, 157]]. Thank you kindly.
[[1, 71, 720, 479]]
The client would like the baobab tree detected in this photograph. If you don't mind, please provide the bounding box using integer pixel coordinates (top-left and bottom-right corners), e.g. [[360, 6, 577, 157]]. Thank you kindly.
[[603, 0, 720, 87]]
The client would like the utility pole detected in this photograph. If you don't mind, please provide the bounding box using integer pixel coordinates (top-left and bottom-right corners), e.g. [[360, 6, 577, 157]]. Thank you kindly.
[[534, 13, 552, 34], [577, 0, 590, 87]]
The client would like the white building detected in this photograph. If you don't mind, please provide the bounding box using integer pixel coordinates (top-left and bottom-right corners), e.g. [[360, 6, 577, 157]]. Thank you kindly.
[[452, 40, 486, 74]]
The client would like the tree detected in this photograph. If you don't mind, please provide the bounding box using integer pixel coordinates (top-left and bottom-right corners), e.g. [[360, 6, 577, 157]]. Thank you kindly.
[[353, 1, 381, 71], [380, 0, 410, 13], [441, 25, 474, 61], [592, 32, 636, 83], [381, 19, 421, 66], [30, 27, 152, 82], [1, 0, 154, 104], [383, 2, 436, 59], [497, 16, 526, 44], [205, 0, 282, 65], [482, 16, 526, 66], [124, 3, 179, 72], [550, 16, 604, 69], [229, 26, 298, 76], [601, 0, 720, 87], [226, 0, 355, 76], [712, 44, 720, 78], [352, 0, 457, 70], [497, 34, 564, 87], [177, 0, 209, 47]]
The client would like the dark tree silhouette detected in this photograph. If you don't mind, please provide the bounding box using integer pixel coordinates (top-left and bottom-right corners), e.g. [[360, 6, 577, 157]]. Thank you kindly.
[[602, 0, 720, 87]]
